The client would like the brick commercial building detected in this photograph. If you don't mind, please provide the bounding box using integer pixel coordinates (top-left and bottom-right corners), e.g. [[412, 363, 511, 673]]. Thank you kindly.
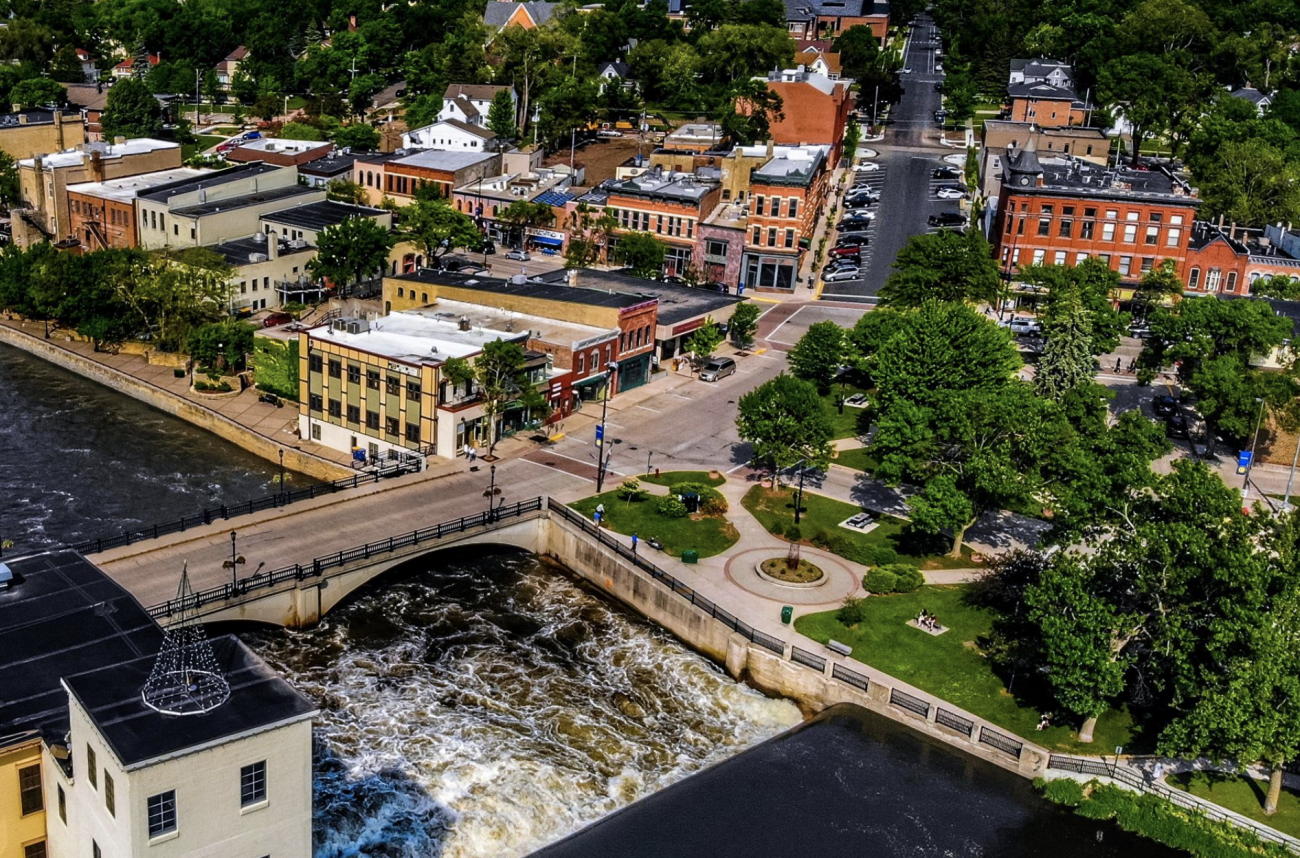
[[992, 148, 1199, 287], [14, 138, 179, 246], [758, 68, 853, 163], [1182, 222, 1300, 296], [979, 120, 1110, 198], [1005, 58, 1089, 128], [225, 137, 334, 167], [594, 167, 722, 278], [742, 144, 829, 292], [66, 167, 209, 251], [784, 0, 889, 41], [0, 109, 84, 161], [352, 149, 500, 208]]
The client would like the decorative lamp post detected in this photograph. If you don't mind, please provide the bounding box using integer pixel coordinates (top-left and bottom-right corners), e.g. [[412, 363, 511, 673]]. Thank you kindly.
[[221, 531, 246, 590], [595, 361, 619, 493]]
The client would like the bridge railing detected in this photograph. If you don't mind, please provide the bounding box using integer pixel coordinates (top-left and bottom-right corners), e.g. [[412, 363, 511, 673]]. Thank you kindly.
[[147, 496, 545, 619], [547, 500, 787, 656], [77, 457, 422, 555]]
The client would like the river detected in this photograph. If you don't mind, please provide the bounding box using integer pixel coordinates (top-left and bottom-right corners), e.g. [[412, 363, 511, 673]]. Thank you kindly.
[[0, 341, 289, 552]]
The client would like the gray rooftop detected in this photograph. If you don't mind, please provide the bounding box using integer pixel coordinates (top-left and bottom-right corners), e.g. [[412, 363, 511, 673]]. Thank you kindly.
[[260, 200, 388, 232], [206, 235, 314, 268], [396, 269, 652, 311], [483, 0, 559, 27], [538, 269, 741, 326], [607, 170, 717, 203], [137, 162, 282, 203], [299, 149, 372, 178], [170, 183, 319, 218]]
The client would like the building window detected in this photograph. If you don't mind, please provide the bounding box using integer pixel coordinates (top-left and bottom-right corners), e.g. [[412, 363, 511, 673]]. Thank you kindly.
[[771, 198, 782, 217], [784, 229, 795, 248], [311, 423, 321, 440], [366, 410, 380, 430], [18, 765, 42, 815], [1059, 206, 1073, 237], [309, 354, 323, 374], [385, 416, 400, 435], [1145, 225, 1159, 245], [1118, 256, 1132, 276], [1123, 223, 1137, 243], [346, 404, 360, 423], [386, 376, 401, 395], [147, 790, 177, 838], [104, 773, 115, 817], [347, 365, 360, 384], [767, 227, 777, 246], [1166, 228, 1181, 247], [57, 785, 65, 823], [86, 746, 97, 789], [788, 198, 798, 218], [1206, 268, 1222, 291], [1140, 257, 1154, 273], [309, 393, 323, 412], [367, 370, 380, 389], [240, 761, 267, 807], [328, 359, 341, 379], [328, 399, 342, 418], [1101, 222, 1115, 241], [405, 423, 421, 443], [1037, 204, 1052, 236], [1053, 250, 1066, 265], [1031, 249, 1046, 265], [754, 196, 765, 215], [406, 381, 422, 399], [1075, 252, 1088, 265], [1226, 271, 1239, 292], [751, 226, 760, 245], [24, 842, 45, 858]]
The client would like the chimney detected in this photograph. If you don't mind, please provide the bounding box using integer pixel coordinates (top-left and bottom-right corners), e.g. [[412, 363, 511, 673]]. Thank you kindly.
[[89, 149, 104, 183], [17, 113, 27, 125], [54, 110, 64, 148], [766, 138, 774, 159], [267, 229, 279, 259], [567, 268, 577, 288], [114, 136, 126, 146]]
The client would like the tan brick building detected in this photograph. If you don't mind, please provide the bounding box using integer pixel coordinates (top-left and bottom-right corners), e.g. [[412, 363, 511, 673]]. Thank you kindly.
[[67, 167, 209, 251]]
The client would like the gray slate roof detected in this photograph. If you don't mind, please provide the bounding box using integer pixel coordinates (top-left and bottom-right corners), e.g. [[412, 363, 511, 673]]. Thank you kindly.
[[483, 1, 559, 28]]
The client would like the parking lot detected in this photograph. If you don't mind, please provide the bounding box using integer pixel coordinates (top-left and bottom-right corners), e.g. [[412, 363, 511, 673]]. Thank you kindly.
[[764, 304, 870, 347]]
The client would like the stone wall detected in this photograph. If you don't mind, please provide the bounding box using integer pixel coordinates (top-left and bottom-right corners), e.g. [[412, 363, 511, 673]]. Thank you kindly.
[[0, 324, 352, 482]]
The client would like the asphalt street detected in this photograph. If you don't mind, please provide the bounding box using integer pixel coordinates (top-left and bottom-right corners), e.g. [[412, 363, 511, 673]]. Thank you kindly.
[[819, 13, 968, 304]]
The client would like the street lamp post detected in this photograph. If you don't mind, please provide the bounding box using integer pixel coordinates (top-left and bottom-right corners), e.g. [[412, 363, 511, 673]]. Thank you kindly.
[[595, 362, 619, 493], [485, 464, 499, 520], [646, 450, 653, 478], [278, 449, 286, 503], [222, 531, 246, 590], [1242, 397, 1266, 506], [1284, 435, 1300, 512], [794, 460, 808, 525]]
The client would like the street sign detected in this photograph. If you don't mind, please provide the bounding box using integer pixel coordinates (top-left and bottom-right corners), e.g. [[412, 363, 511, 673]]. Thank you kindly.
[[1237, 450, 1253, 475], [737, 282, 745, 296], [595, 424, 604, 447]]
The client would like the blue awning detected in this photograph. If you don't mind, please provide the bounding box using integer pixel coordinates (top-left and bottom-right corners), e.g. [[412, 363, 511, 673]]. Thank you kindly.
[[530, 235, 564, 248]]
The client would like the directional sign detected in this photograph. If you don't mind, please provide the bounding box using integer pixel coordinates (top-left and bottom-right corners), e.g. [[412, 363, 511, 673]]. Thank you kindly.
[[1237, 450, 1253, 475], [595, 424, 604, 447]]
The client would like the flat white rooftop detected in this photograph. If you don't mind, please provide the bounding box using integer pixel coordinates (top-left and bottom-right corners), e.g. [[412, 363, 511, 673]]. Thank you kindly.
[[66, 167, 212, 202], [20, 138, 180, 169], [306, 313, 522, 364]]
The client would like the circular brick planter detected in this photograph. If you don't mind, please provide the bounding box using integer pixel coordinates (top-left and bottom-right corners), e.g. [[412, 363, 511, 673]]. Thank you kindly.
[[755, 559, 827, 589]]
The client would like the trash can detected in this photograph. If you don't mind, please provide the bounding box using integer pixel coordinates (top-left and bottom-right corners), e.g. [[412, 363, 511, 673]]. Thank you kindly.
[[681, 549, 699, 564], [781, 605, 793, 625], [682, 492, 700, 513]]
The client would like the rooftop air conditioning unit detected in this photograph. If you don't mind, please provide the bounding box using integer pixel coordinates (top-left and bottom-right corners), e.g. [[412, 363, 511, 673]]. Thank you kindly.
[[247, 252, 268, 262], [345, 319, 370, 334], [289, 239, 307, 249]]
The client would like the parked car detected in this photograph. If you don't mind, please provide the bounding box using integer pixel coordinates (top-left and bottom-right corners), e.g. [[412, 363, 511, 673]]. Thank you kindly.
[[1003, 317, 1044, 337], [933, 166, 961, 179], [831, 243, 864, 257], [852, 161, 881, 172], [928, 212, 967, 227], [901, 66, 913, 73], [838, 218, 872, 231], [935, 187, 967, 200], [845, 191, 877, 204], [699, 356, 737, 382], [597, 129, 623, 138], [1166, 411, 1190, 439], [1128, 321, 1151, 338], [824, 266, 861, 281], [262, 312, 293, 328], [1154, 394, 1178, 417], [825, 258, 858, 271], [843, 208, 876, 220], [504, 248, 531, 261], [477, 240, 496, 255]]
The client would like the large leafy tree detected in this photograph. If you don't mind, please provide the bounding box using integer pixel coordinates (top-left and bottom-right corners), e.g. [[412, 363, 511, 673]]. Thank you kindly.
[[737, 373, 834, 482], [880, 230, 1000, 307], [443, 339, 548, 456], [1034, 288, 1096, 401], [10, 77, 65, 108], [615, 231, 666, 279], [728, 301, 761, 350], [695, 23, 794, 85], [397, 195, 481, 262], [100, 77, 162, 138], [1197, 137, 1300, 227], [308, 217, 392, 287], [720, 78, 784, 146], [1021, 258, 1127, 355], [787, 321, 844, 392]]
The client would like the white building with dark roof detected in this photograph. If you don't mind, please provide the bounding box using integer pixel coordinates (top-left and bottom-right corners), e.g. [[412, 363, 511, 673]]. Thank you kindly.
[[401, 118, 498, 151], [438, 84, 516, 128]]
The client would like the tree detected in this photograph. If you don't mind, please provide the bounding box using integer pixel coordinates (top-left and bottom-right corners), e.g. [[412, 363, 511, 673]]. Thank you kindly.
[[880, 230, 1000, 307], [565, 202, 619, 268], [684, 317, 723, 364], [112, 251, 233, 352], [279, 121, 326, 141], [445, 339, 549, 456], [615, 231, 666, 279], [332, 123, 380, 151], [187, 319, 256, 370], [835, 25, 883, 82], [788, 321, 844, 392], [325, 180, 370, 206], [0, 151, 19, 210], [307, 217, 391, 287], [729, 302, 761, 350], [487, 89, 518, 140], [1252, 274, 1300, 300], [1022, 259, 1128, 354], [1034, 290, 1096, 401], [721, 77, 784, 145], [9, 77, 65, 108], [737, 373, 834, 481], [695, 24, 795, 84], [496, 199, 553, 248], [100, 77, 162, 138], [397, 196, 481, 261], [50, 46, 86, 83], [1197, 137, 1300, 227], [1138, 295, 1291, 385]]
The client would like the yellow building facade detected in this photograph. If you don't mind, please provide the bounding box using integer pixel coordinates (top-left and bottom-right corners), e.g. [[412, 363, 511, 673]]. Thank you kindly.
[[0, 736, 47, 858]]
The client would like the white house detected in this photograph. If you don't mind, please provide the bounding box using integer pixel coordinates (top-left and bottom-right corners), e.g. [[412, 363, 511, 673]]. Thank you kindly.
[[438, 83, 516, 128], [402, 118, 498, 151]]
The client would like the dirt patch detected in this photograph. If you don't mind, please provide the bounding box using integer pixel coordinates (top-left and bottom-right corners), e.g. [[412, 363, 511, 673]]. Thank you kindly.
[[760, 557, 825, 583], [544, 136, 642, 185]]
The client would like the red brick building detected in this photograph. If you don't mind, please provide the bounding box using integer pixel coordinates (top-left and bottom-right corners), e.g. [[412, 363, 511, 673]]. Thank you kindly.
[[993, 149, 1199, 285], [1182, 222, 1300, 296], [743, 145, 830, 291], [1007, 83, 1088, 127], [354, 150, 500, 207], [785, 0, 888, 42], [758, 69, 853, 164], [600, 168, 722, 277]]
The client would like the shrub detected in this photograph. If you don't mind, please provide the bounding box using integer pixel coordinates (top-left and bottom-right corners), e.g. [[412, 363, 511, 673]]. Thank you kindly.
[[862, 544, 898, 566], [864, 568, 898, 594], [618, 477, 646, 503], [676, 482, 728, 515], [882, 563, 924, 593], [837, 596, 865, 625], [193, 380, 232, 392], [785, 522, 803, 541], [1041, 778, 1085, 807], [811, 530, 832, 549], [767, 519, 787, 536], [656, 495, 688, 518]]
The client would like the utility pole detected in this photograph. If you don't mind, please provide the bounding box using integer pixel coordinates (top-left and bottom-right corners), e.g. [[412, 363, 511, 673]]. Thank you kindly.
[[595, 362, 619, 493], [1242, 397, 1266, 508], [794, 460, 808, 525], [1284, 436, 1300, 512], [195, 69, 201, 127]]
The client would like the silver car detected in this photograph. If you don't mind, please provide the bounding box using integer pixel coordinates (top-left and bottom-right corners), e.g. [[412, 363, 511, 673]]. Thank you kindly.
[[699, 357, 737, 381]]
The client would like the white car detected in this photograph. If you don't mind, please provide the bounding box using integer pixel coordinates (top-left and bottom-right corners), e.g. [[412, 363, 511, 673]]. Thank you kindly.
[[852, 162, 882, 172], [935, 187, 967, 200], [843, 208, 876, 220], [901, 67, 913, 73], [597, 129, 623, 138], [504, 248, 531, 261]]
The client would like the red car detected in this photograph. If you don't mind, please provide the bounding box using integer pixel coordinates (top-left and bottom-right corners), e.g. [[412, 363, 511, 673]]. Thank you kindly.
[[831, 244, 863, 257], [262, 312, 293, 328]]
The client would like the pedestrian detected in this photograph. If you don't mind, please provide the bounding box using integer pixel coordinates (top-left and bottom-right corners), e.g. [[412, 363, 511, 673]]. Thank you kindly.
[[631, 533, 639, 553], [1115, 357, 1122, 373], [463, 442, 471, 460], [594, 510, 602, 526], [469, 445, 477, 463], [596, 502, 605, 518]]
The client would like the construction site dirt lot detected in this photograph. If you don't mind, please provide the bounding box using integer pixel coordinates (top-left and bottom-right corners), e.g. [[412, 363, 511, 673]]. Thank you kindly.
[[544, 135, 643, 185]]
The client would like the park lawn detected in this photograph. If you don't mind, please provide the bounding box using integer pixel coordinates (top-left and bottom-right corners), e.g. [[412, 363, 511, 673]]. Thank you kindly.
[[1169, 773, 1300, 838], [642, 470, 725, 487], [833, 447, 878, 474], [182, 135, 225, 160], [570, 491, 738, 559], [742, 485, 976, 571], [820, 384, 871, 440], [795, 585, 1140, 754]]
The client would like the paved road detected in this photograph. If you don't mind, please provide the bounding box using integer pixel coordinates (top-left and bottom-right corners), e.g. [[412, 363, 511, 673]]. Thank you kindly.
[[818, 13, 967, 304]]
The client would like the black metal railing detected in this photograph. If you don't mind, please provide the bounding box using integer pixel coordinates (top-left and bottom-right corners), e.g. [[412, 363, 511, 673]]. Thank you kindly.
[[147, 497, 544, 618], [889, 687, 931, 718], [832, 663, 870, 691], [547, 500, 792, 657], [1048, 755, 1113, 778], [791, 646, 827, 672], [76, 458, 421, 554], [978, 727, 1024, 757], [936, 708, 975, 738]]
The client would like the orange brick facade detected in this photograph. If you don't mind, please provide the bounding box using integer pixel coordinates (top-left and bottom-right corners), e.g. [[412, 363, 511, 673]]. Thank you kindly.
[[67, 192, 138, 250], [1009, 96, 1087, 127], [764, 78, 852, 164], [606, 186, 722, 277], [745, 172, 828, 271], [1181, 231, 1300, 295]]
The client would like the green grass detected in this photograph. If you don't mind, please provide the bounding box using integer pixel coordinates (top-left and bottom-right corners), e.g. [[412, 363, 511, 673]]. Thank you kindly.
[[743, 485, 976, 571], [642, 470, 725, 487], [1170, 772, 1300, 839], [182, 135, 225, 160], [832, 446, 878, 473], [211, 126, 242, 135], [820, 384, 871, 440], [571, 491, 739, 559], [795, 585, 1140, 753]]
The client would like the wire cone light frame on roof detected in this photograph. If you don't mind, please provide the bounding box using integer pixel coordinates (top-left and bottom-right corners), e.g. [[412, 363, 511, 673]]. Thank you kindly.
[[141, 563, 231, 716]]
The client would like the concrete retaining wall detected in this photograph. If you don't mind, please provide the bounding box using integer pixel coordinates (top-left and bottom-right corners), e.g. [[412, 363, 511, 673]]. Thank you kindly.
[[0, 323, 352, 482]]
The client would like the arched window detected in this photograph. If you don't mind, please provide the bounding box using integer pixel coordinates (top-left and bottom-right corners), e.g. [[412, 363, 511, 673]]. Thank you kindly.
[[1225, 271, 1238, 293], [1187, 267, 1201, 290]]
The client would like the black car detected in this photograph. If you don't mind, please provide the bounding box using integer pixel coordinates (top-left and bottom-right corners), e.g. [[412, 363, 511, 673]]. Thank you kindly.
[[1154, 394, 1178, 417], [933, 166, 960, 179], [477, 240, 496, 255], [836, 233, 869, 245], [1165, 412, 1189, 439], [928, 212, 967, 227], [845, 195, 877, 207]]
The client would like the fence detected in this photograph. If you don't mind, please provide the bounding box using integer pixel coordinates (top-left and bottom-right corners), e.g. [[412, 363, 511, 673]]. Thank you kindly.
[[791, 646, 827, 672], [147, 497, 544, 619], [935, 707, 975, 738], [76, 458, 421, 555], [832, 663, 870, 692], [889, 687, 931, 718], [1047, 755, 1300, 854], [978, 727, 1024, 758]]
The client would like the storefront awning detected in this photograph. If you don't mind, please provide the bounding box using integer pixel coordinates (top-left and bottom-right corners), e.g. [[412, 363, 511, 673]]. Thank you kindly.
[[572, 371, 608, 389], [530, 235, 564, 248]]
